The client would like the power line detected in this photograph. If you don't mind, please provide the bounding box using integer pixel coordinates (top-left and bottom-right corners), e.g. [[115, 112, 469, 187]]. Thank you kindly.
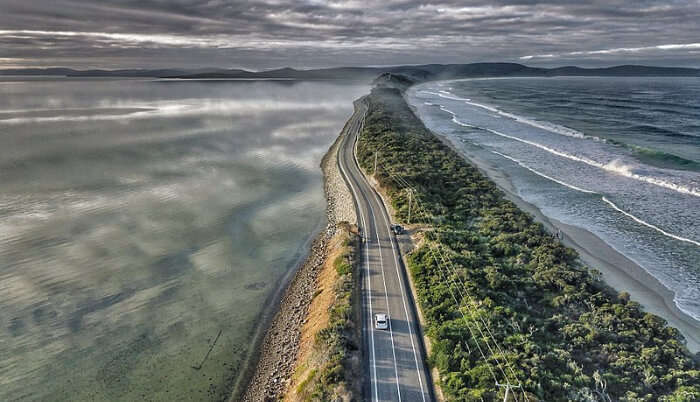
[[388, 170, 528, 401], [386, 172, 516, 378], [375, 163, 528, 401], [364, 144, 508, 387]]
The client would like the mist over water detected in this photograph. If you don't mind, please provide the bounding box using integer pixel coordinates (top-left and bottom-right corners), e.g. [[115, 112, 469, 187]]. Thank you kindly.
[[408, 77, 700, 322], [0, 77, 368, 400]]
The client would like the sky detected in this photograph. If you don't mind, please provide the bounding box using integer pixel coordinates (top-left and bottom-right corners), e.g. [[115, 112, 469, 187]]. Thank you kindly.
[[1, 0, 699, 70]]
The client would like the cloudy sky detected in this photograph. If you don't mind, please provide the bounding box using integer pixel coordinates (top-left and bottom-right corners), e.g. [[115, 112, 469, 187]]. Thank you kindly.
[[1, 0, 699, 70]]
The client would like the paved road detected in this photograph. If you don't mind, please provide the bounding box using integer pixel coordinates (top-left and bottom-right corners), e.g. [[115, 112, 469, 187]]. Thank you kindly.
[[337, 100, 433, 402]]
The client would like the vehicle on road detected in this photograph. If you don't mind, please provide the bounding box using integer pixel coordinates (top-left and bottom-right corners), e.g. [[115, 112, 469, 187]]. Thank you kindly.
[[391, 224, 404, 235], [374, 313, 389, 330]]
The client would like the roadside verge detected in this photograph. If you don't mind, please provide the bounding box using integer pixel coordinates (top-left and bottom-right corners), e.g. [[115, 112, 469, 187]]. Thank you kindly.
[[238, 110, 360, 401]]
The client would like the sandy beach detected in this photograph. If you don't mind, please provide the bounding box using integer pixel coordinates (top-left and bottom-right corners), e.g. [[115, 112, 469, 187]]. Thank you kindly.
[[451, 144, 700, 354]]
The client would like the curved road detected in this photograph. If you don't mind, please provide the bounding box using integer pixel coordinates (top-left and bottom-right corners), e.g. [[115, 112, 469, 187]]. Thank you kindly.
[[337, 99, 434, 402]]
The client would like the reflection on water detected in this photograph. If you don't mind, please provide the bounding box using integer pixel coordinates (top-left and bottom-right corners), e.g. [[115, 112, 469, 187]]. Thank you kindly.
[[0, 78, 368, 400]]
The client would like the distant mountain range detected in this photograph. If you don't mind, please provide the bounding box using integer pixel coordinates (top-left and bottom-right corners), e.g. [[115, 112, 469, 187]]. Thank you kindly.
[[2, 63, 699, 81]]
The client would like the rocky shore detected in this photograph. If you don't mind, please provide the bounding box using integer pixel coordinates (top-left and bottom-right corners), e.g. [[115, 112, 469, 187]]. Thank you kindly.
[[238, 112, 358, 401], [323, 114, 358, 226]]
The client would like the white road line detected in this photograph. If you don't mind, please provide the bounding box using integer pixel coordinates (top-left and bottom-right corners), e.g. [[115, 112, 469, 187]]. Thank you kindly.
[[351, 114, 402, 402], [377, 202, 428, 401], [367, 198, 403, 402], [351, 110, 427, 401], [337, 113, 378, 401]]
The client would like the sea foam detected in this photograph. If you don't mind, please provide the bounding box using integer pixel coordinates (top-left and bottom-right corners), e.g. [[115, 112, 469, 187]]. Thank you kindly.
[[491, 151, 598, 194], [435, 103, 700, 198], [602, 197, 700, 247], [435, 89, 590, 140], [490, 150, 700, 247]]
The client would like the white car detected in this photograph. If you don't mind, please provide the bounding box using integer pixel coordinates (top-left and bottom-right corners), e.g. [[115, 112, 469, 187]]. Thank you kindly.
[[374, 313, 389, 330]]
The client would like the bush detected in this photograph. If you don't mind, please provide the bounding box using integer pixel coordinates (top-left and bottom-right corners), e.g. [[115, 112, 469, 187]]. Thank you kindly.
[[299, 228, 359, 401], [357, 87, 699, 401]]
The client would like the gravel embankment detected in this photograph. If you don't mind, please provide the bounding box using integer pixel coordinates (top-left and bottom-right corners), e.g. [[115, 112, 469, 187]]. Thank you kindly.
[[238, 111, 358, 401], [322, 116, 358, 226]]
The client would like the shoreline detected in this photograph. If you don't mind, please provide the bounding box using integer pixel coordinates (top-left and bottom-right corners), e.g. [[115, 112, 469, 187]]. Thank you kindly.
[[361, 82, 699, 398], [225, 219, 326, 401], [234, 112, 358, 401], [433, 130, 700, 354]]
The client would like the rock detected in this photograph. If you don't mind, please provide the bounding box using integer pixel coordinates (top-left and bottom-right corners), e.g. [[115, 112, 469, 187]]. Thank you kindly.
[[239, 122, 357, 402]]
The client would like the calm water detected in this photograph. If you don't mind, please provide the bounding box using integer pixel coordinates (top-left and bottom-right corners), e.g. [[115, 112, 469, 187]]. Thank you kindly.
[[408, 77, 700, 321], [0, 77, 368, 400]]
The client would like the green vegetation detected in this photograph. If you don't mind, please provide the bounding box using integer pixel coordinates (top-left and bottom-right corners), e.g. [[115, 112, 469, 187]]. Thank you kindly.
[[357, 86, 700, 401], [294, 224, 360, 401]]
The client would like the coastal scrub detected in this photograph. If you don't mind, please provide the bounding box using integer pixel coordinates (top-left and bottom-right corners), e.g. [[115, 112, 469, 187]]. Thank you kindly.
[[356, 83, 700, 401]]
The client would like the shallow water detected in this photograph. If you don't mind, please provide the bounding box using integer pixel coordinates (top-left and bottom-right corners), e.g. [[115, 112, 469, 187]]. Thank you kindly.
[[407, 77, 700, 322], [0, 77, 368, 400]]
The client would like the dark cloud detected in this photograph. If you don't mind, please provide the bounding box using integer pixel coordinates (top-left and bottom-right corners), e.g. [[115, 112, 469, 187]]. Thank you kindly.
[[0, 0, 699, 69]]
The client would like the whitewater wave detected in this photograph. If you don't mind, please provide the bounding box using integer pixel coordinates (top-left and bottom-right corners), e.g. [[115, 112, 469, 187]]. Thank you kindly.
[[490, 150, 699, 247], [431, 89, 592, 140], [491, 151, 598, 194], [415, 80, 700, 322], [436, 104, 700, 198], [602, 197, 700, 247], [601, 159, 700, 198]]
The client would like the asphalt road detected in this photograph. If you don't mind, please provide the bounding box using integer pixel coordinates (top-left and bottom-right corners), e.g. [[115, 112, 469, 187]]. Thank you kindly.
[[337, 99, 433, 402]]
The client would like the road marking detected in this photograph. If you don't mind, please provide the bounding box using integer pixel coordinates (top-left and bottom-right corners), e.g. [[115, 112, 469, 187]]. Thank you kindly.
[[376, 195, 428, 401], [350, 108, 429, 401], [367, 196, 403, 402], [336, 113, 378, 401], [350, 112, 402, 402], [341, 105, 430, 401]]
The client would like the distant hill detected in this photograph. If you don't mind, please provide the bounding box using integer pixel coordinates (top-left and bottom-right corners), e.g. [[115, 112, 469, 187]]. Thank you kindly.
[[372, 72, 418, 91], [2, 63, 699, 81], [169, 66, 384, 80], [547, 65, 700, 76], [0, 67, 232, 77]]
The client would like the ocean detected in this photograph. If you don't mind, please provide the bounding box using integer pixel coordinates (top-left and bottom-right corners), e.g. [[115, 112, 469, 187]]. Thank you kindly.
[[407, 76, 700, 323], [0, 77, 368, 400]]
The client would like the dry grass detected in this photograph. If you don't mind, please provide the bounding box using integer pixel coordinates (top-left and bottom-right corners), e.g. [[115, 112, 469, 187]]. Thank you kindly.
[[284, 229, 346, 402]]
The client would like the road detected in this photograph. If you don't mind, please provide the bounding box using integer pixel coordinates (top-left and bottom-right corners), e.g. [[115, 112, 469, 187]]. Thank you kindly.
[[337, 99, 434, 402]]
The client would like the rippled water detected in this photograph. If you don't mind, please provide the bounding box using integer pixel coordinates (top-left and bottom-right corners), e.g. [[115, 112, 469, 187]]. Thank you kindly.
[[0, 77, 368, 400], [408, 77, 700, 321]]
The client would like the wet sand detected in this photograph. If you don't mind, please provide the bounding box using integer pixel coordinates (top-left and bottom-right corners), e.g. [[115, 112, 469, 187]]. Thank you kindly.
[[438, 134, 700, 354]]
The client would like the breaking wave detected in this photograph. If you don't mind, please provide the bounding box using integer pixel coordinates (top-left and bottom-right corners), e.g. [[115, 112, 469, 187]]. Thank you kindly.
[[436, 104, 700, 198], [490, 151, 699, 247], [413, 77, 700, 323], [430, 89, 592, 140], [602, 197, 700, 247], [601, 159, 700, 198], [491, 151, 598, 194]]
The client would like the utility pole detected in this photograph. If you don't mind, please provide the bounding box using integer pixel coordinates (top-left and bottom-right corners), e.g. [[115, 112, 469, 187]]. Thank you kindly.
[[406, 188, 413, 224], [496, 382, 523, 402], [373, 143, 389, 174]]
